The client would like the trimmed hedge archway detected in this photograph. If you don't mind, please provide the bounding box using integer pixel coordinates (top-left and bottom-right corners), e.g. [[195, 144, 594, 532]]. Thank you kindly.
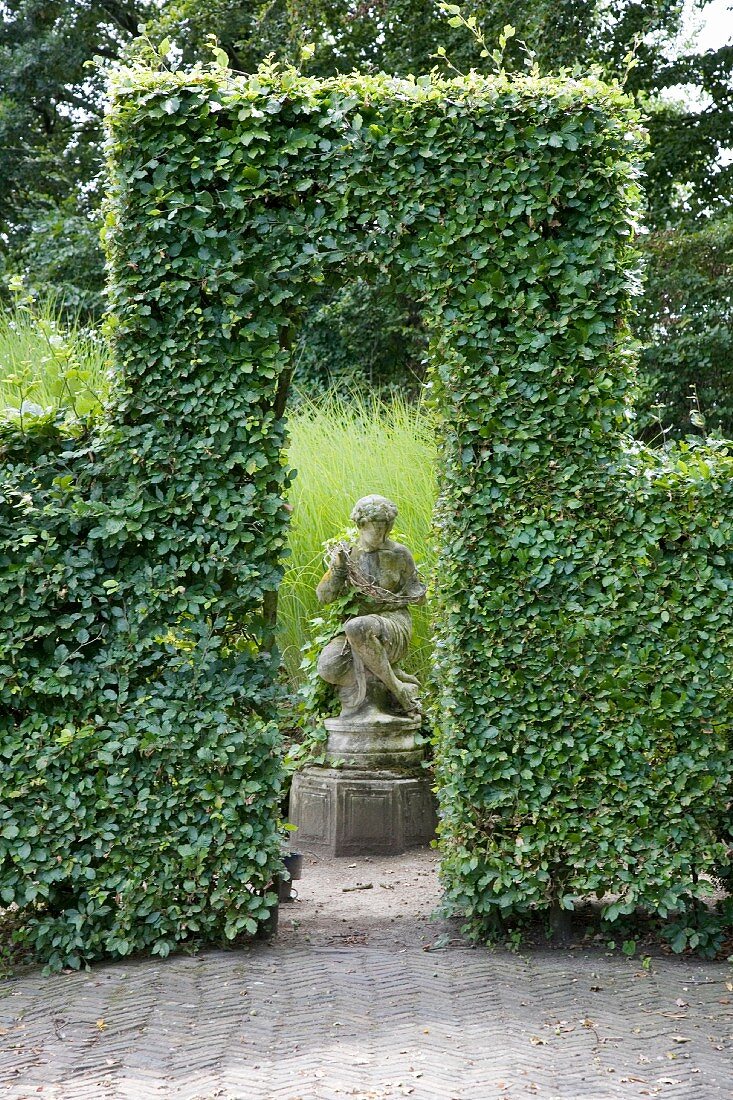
[[1, 64, 730, 968]]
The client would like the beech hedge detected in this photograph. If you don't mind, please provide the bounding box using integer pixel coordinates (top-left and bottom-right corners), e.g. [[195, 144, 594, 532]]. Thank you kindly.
[[1, 409, 283, 969], [1, 62, 730, 966]]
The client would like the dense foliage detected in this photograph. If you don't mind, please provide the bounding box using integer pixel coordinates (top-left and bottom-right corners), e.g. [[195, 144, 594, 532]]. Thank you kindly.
[[0, 63, 301, 967], [137, 66, 730, 944], [0, 413, 282, 969], [2, 62, 730, 966], [435, 432, 733, 948], [420, 80, 733, 943]]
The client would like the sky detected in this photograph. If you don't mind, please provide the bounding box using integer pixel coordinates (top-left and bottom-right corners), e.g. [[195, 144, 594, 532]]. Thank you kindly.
[[658, 1, 733, 110], [689, 0, 733, 49]]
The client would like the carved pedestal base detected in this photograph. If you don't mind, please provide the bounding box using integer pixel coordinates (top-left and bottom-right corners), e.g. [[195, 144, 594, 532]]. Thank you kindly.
[[289, 767, 436, 856]]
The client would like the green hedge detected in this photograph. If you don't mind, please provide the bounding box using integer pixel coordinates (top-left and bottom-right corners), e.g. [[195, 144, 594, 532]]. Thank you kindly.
[[424, 108, 733, 939], [0, 65, 298, 966], [0, 415, 284, 969], [2, 62, 729, 965], [435, 433, 733, 941]]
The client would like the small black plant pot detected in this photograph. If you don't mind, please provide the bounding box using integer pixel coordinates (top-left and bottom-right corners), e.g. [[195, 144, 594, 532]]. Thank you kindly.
[[278, 851, 303, 902], [284, 852, 303, 880]]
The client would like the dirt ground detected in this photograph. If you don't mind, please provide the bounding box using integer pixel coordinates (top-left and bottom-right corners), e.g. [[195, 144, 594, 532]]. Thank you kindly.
[[276, 846, 466, 949], [275, 846, 732, 960]]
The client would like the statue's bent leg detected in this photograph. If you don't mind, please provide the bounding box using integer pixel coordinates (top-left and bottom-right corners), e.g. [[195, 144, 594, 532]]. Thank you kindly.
[[317, 635, 368, 712], [317, 636, 352, 685], [343, 615, 418, 714]]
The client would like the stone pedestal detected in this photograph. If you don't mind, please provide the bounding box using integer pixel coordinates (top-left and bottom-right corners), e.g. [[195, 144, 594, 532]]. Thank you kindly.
[[288, 711, 436, 856], [289, 766, 436, 856]]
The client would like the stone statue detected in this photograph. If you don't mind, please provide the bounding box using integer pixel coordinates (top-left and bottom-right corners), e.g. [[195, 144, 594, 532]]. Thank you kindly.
[[316, 495, 426, 722], [288, 494, 436, 852]]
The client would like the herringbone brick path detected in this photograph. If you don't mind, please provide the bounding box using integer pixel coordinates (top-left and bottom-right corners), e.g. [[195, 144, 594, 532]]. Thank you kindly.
[[1, 944, 730, 1099], [1, 851, 731, 1099]]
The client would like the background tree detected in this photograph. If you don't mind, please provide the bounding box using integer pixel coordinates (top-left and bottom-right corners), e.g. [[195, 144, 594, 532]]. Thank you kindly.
[[0, 1, 153, 315], [635, 213, 733, 436]]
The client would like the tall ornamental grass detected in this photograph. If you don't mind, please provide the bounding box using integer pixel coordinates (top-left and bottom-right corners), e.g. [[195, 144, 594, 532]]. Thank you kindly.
[[279, 394, 438, 688], [0, 298, 110, 420]]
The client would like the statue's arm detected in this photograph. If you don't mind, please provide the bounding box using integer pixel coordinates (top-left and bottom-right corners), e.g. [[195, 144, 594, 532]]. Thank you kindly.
[[316, 548, 349, 604], [399, 549, 427, 606]]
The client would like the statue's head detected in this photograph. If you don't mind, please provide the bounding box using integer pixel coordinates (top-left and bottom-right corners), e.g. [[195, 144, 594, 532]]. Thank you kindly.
[[351, 494, 398, 532]]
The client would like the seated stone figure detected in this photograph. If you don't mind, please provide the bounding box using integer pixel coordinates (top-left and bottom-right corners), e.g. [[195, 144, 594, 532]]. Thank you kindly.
[[316, 495, 426, 720]]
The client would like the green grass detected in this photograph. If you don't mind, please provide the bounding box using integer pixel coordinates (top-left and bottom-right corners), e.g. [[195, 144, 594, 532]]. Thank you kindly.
[[279, 392, 438, 689], [0, 299, 110, 420]]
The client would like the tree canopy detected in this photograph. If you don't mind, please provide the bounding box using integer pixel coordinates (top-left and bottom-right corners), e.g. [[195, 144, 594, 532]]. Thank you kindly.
[[0, 1, 154, 310]]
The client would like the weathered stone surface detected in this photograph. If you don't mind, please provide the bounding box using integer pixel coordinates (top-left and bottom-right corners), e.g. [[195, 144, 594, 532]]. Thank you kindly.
[[294, 494, 434, 855], [316, 494, 426, 723], [3, 895, 731, 1100], [325, 712, 423, 769], [289, 766, 436, 856]]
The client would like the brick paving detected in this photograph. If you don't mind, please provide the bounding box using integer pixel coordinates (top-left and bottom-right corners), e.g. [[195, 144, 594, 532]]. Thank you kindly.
[[1, 852, 731, 1100]]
